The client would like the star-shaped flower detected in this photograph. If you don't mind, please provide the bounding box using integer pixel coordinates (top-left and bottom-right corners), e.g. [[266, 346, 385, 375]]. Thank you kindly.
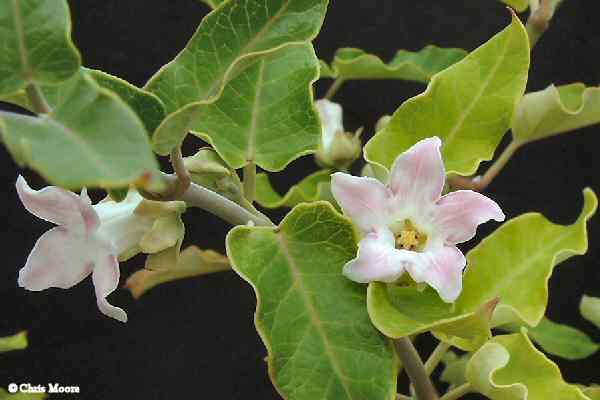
[[16, 176, 185, 322], [331, 137, 505, 302]]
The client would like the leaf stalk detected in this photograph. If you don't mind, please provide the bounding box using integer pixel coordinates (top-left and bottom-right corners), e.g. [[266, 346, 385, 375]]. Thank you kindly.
[[25, 84, 51, 114], [243, 161, 257, 203], [394, 337, 439, 400], [439, 383, 472, 400]]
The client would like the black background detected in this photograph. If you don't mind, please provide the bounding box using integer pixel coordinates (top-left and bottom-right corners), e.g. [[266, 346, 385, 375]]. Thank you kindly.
[[1, 1, 600, 399]]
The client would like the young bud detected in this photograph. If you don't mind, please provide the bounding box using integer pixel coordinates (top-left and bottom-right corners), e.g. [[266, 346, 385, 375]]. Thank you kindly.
[[183, 148, 243, 202], [314, 99, 362, 170]]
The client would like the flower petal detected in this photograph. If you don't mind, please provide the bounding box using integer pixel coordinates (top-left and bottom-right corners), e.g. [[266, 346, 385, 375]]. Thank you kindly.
[[389, 137, 445, 205], [315, 99, 344, 151], [343, 229, 415, 283], [331, 172, 390, 232], [434, 190, 505, 244], [16, 176, 98, 233], [92, 254, 127, 322], [18, 227, 94, 291], [406, 246, 466, 303]]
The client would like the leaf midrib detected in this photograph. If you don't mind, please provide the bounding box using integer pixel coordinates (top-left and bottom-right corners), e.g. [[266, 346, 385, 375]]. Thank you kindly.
[[468, 221, 580, 320], [205, 0, 291, 100], [276, 233, 355, 399], [443, 27, 515, 149], [246, 59, 266, 163], [11, 0, 32, 80]]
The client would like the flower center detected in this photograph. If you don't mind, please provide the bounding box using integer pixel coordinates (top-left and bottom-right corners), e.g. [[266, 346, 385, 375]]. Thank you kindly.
[[391, 220, 427, 251]]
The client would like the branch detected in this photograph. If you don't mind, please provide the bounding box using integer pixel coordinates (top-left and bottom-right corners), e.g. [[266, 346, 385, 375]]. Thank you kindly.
[[155, 174, 274, 227], [448, 140, 522, 192], [439, 383, 472, 400], [424, 342, 451, 375], [170, 146, 191, 198], [243, 161, 256, 203], [324, 78, 345, 100], [394, 338, 439, 400], [25, 84, 50, 114]]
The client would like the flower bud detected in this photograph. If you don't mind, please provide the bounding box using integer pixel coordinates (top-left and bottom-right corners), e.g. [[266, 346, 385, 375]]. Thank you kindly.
[[314, 99, 362, 170], [183, 148, 243, 202]]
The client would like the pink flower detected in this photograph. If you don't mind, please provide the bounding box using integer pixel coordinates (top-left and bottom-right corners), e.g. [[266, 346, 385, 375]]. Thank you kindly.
[[16, 176, 185, 322], [331, 137, 505, 302]]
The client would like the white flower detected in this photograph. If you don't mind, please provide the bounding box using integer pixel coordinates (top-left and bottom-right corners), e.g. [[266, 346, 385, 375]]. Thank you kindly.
[[16, 176, 185, 322], [316, 99, 344, 152], [331, 137, 505, 302], [315, 99, 361, 169]]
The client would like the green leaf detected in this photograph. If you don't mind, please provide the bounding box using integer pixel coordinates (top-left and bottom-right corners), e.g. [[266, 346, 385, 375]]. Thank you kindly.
[[440, 351, 471, 388], [152, 43, 321, 171], [0, 331, 27, 353], [500, 0, 529, 12], [456, 189, 597, 327], [126, 246, 230, 299], [0, 389, 46, 400], [84, 69, 166, 133], [0, 73, 160, 189], [466, 330, 588, 399], [512, 84, 600, 143], [227, 202, 398, 400], [583, 387, 600, 400], [365, 13, 530, 175], [319, 46, 467, 83], [0, 0, 80, 96], [580, 295, 600, 329], [197, 0, 227, 9], [255, 169, 334, 209], [0, 68, 167, 134], [145, 0, 328, 114], [505, 318, 599, 360], [367, 283, 497, 351]]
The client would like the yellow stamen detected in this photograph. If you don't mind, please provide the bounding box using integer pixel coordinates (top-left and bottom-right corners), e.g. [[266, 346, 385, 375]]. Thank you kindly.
[[396, 229, 420, 250]]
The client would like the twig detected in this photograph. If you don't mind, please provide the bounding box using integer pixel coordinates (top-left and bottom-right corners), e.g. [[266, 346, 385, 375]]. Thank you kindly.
[[170, 146, 191, 198], [146, 174, 273, 227], [424, 342, 451, 375], [439, 383, 472, 400], [25, 84, 50, 114], [243, 161, 256, 203], [394, 338, 439, 400], [448, 140, 522, 192], [324, 78, 345, 100]]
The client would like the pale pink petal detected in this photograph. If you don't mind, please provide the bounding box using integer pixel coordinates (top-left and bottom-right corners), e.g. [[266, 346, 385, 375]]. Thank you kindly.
[[343, 229, 416, 283], [388, 137, 445, 205], [18, 227, 94, 291], [92, 254, 127, 322], [16, 176, 99, 233], [406, 246, 466, 303], [331, 172, 391, 232], [315, 99, 344, 150], [434, 190, 505, 244]]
